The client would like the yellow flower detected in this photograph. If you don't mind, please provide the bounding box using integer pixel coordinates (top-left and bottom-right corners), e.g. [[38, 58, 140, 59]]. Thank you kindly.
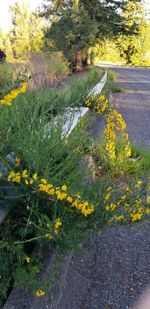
[[145, 208, 150, 214], [32, 173, 38, 181], [48, 188, 55, 196], [124, 133, 129, 140], [25, 179, 29, 185], [105, 203, 117, 212], [0, 82, 28, 106], [26, 256, 31, 263], [130, 212, 142, 222], [40, 178, 48, 184], [104, 194, 111, 201], [22, 170, 28, 178], [135, 180, 142, 189], [45, 233, 53, 240], [66, 196, 73, 203], [114, 215, 125, 221], [8, 171, 21, 183], [146, 196, 150, 204], [54, 218, 62, 234], [124, 145, 131, 158], [62, 184, 67, 191], [15, 157, 21, 167], [56, 190, 67, 200], [35, 289, 45, 297]]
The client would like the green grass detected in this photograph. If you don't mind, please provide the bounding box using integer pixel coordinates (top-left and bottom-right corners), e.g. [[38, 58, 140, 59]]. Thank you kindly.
[[0, 66, 103, 183]]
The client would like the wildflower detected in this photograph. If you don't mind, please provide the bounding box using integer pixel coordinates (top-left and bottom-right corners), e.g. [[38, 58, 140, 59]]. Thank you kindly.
[[120, 195, 126, 201], [40, 178, 48, 184], [35, 289, 45, 297], [124, 133, 129, 140], [105, 203, 117, 212], [135, 180, 142, 189], [22, 170, 28, 178], [32, 173, 38, 181], [66, 196, 73, 203], [81, 202, 94, 217], [106, 186, 112, 192], [124, 144, 131, 158], [130, 212, 142, 222], [54, 218, 62, 234], [62, 184, 67, 191], [114, 215, 125, 221], [104, 194, 111, 201], [45, 233, 53, 240], [26, 256, 31, 263], [145, 208, 150, 214], [146, 196, 150, 204], [8, 171, 21, 183], [56, 190, 67, 200], [25, 179, 29, 185], [15, 157, 20, 167], [0, 81, 28, 106]]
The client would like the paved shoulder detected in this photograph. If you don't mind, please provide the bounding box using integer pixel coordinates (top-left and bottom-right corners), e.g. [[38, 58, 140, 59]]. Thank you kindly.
[[111, 68, 150, 148], [56, 223, 150, 309]]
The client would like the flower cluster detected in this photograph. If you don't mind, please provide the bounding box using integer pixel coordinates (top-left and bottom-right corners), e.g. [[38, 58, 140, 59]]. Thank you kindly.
[[7, 164, 94, 218], [104, 178, 150, 224], [8, 169, 38, 185], [85, 95, 108, 115], [0, 81, 28, 106], [45, 218, 62, 240], [104, 109, 131, 160], [38, 179, 94, 217]]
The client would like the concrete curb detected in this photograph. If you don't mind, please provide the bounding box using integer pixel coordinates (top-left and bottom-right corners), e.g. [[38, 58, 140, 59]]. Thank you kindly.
[[44, 70, 107, 139]]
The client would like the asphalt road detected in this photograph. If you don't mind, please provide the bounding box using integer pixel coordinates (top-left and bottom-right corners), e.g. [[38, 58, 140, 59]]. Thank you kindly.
[[93, 66, 150, 148]]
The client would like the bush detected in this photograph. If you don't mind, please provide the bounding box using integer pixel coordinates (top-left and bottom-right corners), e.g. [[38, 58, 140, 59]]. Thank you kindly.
[[0, 63, 13, 97], [27, 52, 70, 89]]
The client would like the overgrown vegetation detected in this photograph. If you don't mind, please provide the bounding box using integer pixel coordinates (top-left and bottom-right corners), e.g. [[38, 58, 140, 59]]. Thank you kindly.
[[0, 66, 150, 307]]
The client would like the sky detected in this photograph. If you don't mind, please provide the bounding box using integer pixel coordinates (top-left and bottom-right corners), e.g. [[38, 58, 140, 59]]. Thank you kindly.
[[0, 0, 43, 32], [0, 0, 150, 32]]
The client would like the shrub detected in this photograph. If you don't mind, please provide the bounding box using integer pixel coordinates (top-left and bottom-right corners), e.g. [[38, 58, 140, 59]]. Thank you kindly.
[[27, 52, 70, 89]]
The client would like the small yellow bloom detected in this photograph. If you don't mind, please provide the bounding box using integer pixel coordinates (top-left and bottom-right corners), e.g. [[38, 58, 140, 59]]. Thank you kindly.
[[135, 180, 142, 189], [25, 179, 29, 185], [8, 171, 21, 183], [35, 289, 45, 297], [26, 256, 31, 263], [15, 157, 21, 167], [56, 190, 67, 200], [22, 170, 28, 178], [146, 196, 150, 204], [54, 218, 62, 234], [104, 194, 111, 202], [130, 212, 142, 222], [66, 196, 73, 203], [40, 178, 47, 184], [145, 208, 150, 214], [32, 173, 38, 181], [62, 184, 67, 191]]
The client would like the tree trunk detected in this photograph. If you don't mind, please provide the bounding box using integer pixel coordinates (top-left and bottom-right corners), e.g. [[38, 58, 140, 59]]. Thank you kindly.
[[86, 47, 91, 65], [75, 50, 83, 71]]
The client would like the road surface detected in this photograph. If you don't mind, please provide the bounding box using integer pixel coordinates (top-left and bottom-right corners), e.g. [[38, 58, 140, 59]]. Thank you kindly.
[[93, 66, 150, 148]]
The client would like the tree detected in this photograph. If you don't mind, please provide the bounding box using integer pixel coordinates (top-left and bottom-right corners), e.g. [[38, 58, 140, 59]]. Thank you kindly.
[[43, 0, 125, 69], [9, 1, 45, 59], [116, 0, 148, 64], [0, 29, 13, 61]]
